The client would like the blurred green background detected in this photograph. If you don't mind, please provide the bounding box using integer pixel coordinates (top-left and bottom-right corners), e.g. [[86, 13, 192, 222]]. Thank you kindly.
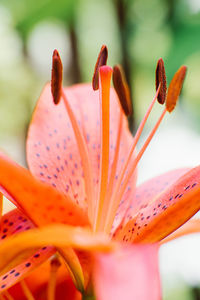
[[0, 0, 200, 299]]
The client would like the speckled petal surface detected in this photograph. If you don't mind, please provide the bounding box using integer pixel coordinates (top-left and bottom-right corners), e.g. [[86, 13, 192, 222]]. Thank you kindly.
[[114, 166, 200, 243], [27, 83, 136, 227]]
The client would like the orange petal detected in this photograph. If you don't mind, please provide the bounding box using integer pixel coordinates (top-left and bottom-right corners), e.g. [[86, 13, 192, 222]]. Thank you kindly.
[[0, 210, 55, 292], [0, 194, 2, 219], [0, 154, 89, 228], [160, 219, 200, 244], [115, 166, 200, 243], [0, 210, 85, 293], [118, 168, 190, 231], [0, 224, 114, 275], [27, 83, 135, 228], [94, 244, 161, 300]]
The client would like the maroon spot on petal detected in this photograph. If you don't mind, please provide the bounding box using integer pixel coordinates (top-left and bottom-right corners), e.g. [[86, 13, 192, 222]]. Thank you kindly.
[[25, 262, 31, 267]]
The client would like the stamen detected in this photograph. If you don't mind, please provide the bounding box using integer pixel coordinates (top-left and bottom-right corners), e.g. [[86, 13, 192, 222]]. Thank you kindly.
[[61, 88, 94, 221], [92, 45, 108, 90], [3, 291, 14, 300], [51, 49, 94, 221], [155, 58, 167, 104], [113, 65, 132, 116], [107, 107, 167, 233], [58, 248, 84, 292], [20, 280, 35, 300], [166, 66, 187, 112], [47, 256, 61, 300], [94, 66, 113, 232], [103, 86, 160, 233], [51, 50, 63, 105]]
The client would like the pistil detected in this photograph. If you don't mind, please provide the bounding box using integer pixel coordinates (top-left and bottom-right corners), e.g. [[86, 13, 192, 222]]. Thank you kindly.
[[94, 66, 112, 232]]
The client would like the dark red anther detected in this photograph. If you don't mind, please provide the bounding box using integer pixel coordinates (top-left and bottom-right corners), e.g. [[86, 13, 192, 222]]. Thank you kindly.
[[155, 58, 167, 105], [51, 50, 63, 105], [166, 66, 187, 113], [92, 45, 108, 90], [112, 65, 132, 116]]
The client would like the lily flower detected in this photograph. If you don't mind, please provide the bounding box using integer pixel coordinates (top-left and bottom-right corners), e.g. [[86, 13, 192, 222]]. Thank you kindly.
[[0, 46, 200, 300]]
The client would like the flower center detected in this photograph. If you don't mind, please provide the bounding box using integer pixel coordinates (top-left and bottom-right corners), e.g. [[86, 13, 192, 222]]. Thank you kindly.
[[51, 48, 187, 236]]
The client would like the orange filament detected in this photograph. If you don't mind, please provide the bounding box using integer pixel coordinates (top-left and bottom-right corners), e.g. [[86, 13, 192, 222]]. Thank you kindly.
[[103, 86, 160, 233], [3, 291, 14, 300], [94, 66, 113, 232], [155, 58, 167, 104], [113, 65, 132, 116], [47, 257, 61, 300], [61, 88, 94, 222], [51, 50, 63, 105], [92, 45, 108, 90], [20, 280, 35, 300], [58, 248, 84, 293], [166, 66, 187, 112], [106, 106, 167, 233]]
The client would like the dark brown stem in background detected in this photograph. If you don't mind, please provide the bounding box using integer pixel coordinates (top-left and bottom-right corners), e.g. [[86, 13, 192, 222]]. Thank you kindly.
[[114, 0, 135, 132], [166, 0, 177, 30], [68, 24, 82, 84], [192, 287, 200, 300]]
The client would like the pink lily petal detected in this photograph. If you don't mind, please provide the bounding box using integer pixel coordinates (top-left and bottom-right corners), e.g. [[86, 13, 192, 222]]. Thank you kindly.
[[0, 246, 55, 292], [115, 166, 200, 243], [94, 244, 161, 300], [0, 209, 34, 241], [27, 83, 136, 225]]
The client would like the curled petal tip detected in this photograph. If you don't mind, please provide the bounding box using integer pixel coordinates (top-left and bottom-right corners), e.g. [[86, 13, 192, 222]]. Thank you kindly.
[[166, 65, 187, 113], [113, 65, 132, 116], [92, 45, 108, 90], [155, 58, 167, 105], [51, 49, 63, 105]]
